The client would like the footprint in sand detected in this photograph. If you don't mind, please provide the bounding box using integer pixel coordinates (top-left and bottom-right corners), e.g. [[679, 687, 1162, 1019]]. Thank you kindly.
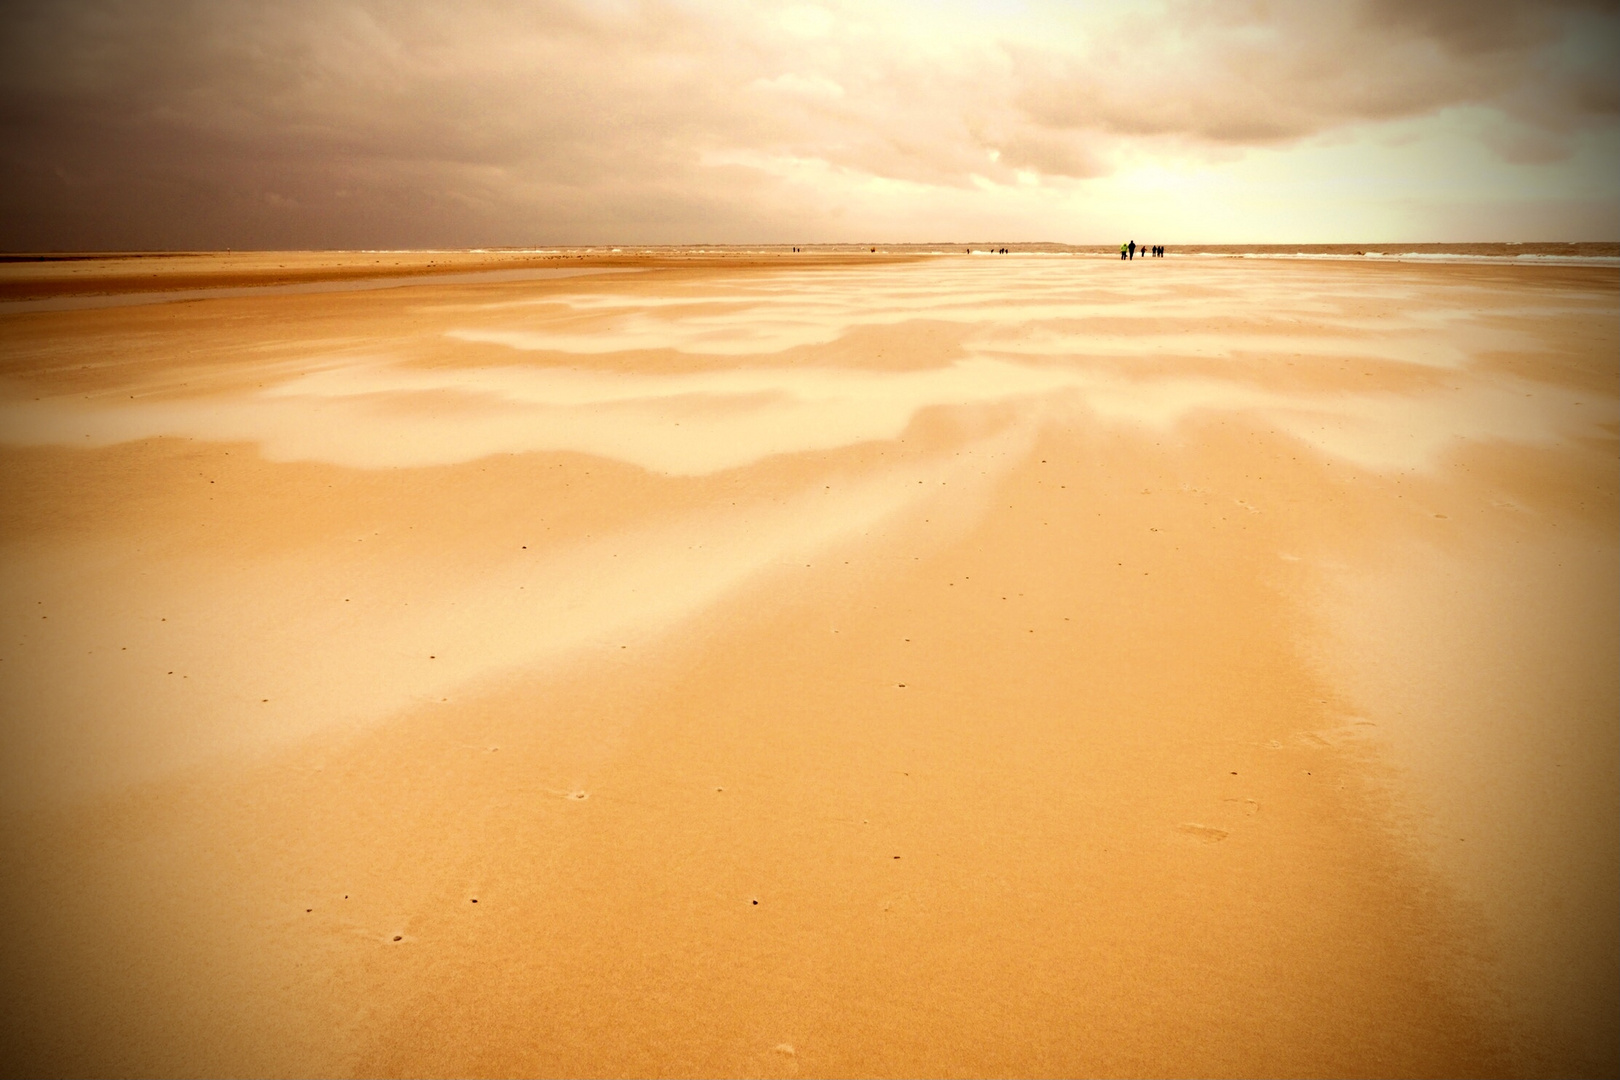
[[749, 1041, 801, 1078], [1177, 823, 1229, 843], [1297, 719, 1377, 748]]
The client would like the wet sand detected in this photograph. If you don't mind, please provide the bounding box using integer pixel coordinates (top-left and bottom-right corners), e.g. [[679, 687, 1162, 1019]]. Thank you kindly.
[[0, 252, 1615, 1077]]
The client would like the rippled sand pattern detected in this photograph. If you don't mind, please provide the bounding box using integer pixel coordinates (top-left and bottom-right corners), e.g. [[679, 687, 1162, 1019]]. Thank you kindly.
[[0, 254, 1615, 1076], [2, 259, 1600, 477]]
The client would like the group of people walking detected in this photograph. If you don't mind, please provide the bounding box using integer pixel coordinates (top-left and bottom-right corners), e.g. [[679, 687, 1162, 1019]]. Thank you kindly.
[[1121, 241, 1164, 259]]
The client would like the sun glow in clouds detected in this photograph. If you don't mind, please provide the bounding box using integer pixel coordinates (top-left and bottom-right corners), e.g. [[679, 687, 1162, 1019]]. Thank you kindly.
[[0, 1, 1614, 248]]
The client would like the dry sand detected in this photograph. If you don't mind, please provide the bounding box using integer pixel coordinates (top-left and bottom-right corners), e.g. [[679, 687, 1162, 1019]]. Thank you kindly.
[[0, 251, 1614, 1077]]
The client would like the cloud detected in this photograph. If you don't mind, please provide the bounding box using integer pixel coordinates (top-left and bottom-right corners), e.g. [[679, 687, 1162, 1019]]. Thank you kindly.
[[1011, 0, 1619, 144], [753, 72, 846, 100], [0, 0, 1614, 248]]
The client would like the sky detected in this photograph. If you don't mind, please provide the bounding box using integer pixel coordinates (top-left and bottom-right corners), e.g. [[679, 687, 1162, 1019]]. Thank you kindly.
[[1, 0, 1616, 249]]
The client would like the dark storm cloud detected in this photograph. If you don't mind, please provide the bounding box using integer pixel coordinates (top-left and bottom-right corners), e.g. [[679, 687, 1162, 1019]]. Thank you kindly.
[[1012, 0, 1619, 143], [0, 1, 783, 248]]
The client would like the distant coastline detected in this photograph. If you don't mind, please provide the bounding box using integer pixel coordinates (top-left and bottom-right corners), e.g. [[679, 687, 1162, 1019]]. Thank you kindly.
[[4, 243, 1615, 313], [4, 241, 1617, 261]]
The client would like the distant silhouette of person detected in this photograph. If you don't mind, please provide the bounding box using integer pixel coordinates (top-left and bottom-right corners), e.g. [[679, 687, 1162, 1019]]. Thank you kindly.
[[1129, 240, 1136, 260], [1121, 243, 1128, 260]]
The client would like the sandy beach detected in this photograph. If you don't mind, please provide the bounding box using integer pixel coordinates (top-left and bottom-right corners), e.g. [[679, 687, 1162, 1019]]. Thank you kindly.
[[0, 250, 1614, 1077]]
